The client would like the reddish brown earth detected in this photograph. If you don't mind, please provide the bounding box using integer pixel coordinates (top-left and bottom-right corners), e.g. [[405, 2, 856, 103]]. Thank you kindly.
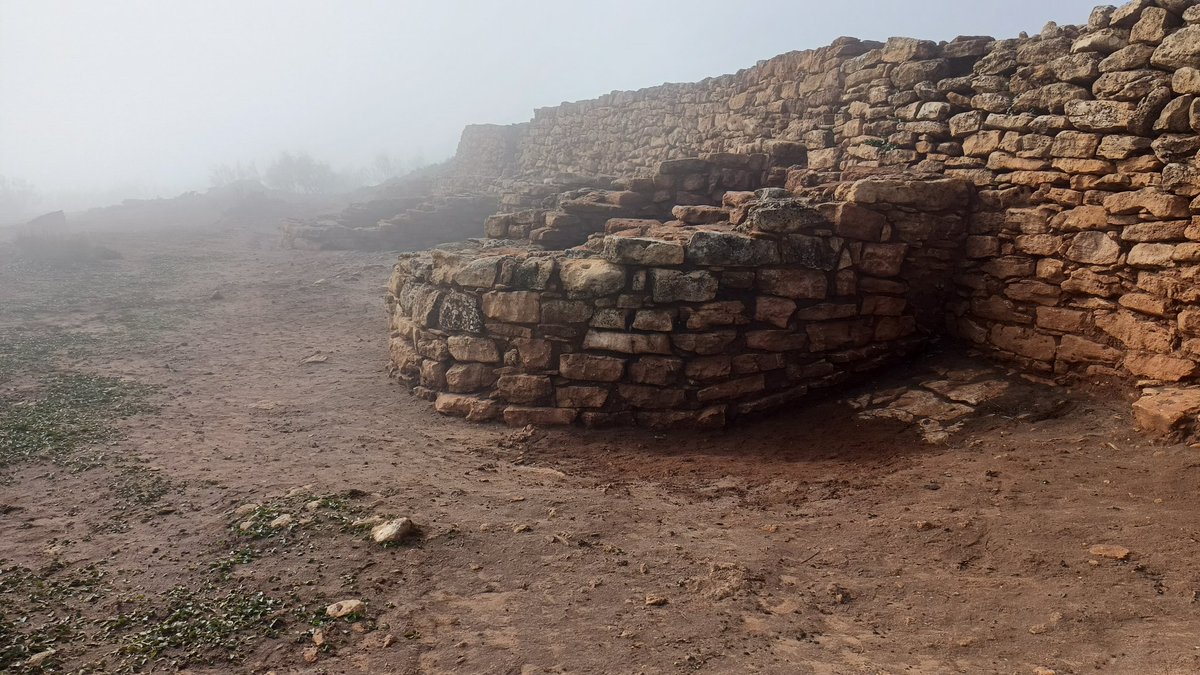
[[2, 225, 1199, 674]]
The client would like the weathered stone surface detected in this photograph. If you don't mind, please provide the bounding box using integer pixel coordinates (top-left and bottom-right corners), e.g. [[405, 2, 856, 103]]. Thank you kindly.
[[482, 291, 540, 324], [989, 325, 1056, 361], [438, 292, 484, 333], [1125, 352, 1197, 381], [650, 269, 718, 302], [435, 393, 501, 422], [1132, 387, 1200, 435], [1095, 311, 1175, 351], [582, 330, 672, 355], [559, 353, 625, 381], [1151, 26, 1200, 69], [757, 268, 828, 299], [745, 199, 829, 233], [559, 258, 626, 297], [601, 236, 686, 265], [496, 374, 553, 404], [447, 335, 500, 363], [502, 406, 577, 426], [1064, 100, 1135, 132], [1104, 188, 1191, 217], [1066, 231, 1122, 265], [445, 363, 496, 393], [686, 230, 780, 266]]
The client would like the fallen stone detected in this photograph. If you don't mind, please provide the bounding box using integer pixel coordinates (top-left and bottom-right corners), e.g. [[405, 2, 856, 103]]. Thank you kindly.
[[371, 517, 417, 543], [1088, 544, 1131, 560], [326, 599, 366, 619]]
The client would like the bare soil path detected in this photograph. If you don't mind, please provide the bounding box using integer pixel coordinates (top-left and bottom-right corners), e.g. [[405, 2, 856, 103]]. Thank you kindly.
[[2, 226, 1198, 674]]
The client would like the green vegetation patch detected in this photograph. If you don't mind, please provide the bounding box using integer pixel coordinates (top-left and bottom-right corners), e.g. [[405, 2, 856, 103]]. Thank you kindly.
[[0, 373, 157, 470], [104, 585, 284, 669], [0, 560, 109, 673]]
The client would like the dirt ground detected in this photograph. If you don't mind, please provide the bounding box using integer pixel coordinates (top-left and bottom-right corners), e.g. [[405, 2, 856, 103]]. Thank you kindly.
[[2, 224, 1200, 675]]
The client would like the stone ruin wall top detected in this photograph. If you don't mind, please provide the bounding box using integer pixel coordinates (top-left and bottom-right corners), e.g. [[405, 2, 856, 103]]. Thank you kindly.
[[400, 0, 1200, 431]]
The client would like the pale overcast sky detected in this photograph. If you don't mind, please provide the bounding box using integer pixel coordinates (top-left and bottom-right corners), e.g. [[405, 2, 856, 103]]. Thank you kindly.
[[1, 0, 1100, 197]]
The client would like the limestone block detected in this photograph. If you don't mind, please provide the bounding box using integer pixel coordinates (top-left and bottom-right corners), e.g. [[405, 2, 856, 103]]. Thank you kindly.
[[757, 268, 828, 299], [685, 230, 780, 266], [858, 243, 909, 277], [582, 330, 672, 355], [632, 309, 674, 331], [555, 386, 609, 408], [697, 375, 766, 402], [1064, 100, 1135, 132], [1057, 334, 1122, 363], [435, 393, 501, 422], [1125, 352, 1197, 380], [445, 363, 497, 393], [650, 269, 719, 302], [745, 330, 808, 351], [559, 353, 625, 381], [671, 331, 738, 355], [988, 324, 1057, 361], [601, 236, 686, 266], [1128, 242, 1176, 266], [1151, 26, 1200, 68], [684, 355, 733, 381], [446, 335, 500, 363], [560, 258, 626, 297], [481, 291, 540, 324], [511, 338, 553, 370], [1066, 231, 1122, 264], [745, 199, 830, 233], [628, 356, 683, 386], [1095, 310, 1175, 350], [617, 384, 687, 409], [1132, 387, 1200, 436], [495, 374, 553, 404], [671, 205, 729, 225], [502, 406, 577, 427], [438, 292, 484, 333], [1036, 306, 1087, 332], [1104, 188, 1191, 217], [806, 320, 874, 352]]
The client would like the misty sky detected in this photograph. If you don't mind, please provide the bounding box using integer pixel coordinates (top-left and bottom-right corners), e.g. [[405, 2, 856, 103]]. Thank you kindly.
[[1, 0, 1100, 198]]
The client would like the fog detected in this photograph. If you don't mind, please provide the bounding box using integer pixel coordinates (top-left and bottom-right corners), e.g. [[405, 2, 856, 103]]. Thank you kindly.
[[1, 0, 1099, 217]]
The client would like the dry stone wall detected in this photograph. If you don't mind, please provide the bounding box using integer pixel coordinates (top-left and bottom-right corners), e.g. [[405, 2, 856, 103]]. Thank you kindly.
[[385, 176, 970, 427], [389, 0, 1200, 426]]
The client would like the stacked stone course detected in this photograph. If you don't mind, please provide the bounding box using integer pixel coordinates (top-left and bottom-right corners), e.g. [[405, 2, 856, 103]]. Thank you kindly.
[[388, 0, 1200, 427]]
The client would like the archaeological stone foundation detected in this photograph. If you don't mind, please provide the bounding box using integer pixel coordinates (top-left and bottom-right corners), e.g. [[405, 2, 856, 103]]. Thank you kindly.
[[375, 1, 1200, 433]]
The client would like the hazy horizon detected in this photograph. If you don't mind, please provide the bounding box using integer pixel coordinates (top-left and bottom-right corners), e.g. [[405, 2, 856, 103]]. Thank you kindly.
[[2, 0, 1100, 213]]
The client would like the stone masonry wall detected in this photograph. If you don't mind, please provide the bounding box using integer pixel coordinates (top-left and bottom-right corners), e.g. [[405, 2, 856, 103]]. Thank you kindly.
[[390, 0, 1200, 426], [385, 176, 970, 427]]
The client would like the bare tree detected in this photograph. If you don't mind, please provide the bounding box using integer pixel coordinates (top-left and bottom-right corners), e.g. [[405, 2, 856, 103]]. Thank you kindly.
[[263, 151, 344, 194]]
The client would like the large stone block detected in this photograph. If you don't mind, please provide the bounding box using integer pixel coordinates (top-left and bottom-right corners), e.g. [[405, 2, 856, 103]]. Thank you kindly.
[[858, 243, 909, 277], [581, 330, 672, 355], [1151, 26, 1200, 69], [650, 269, 719, 302], [685, 230, 780, 267], [446, 335, 500, 363], [495, 374, 553, 405], [559, 353, 625, 381], [438, 292, 485, 333], [601, 236, 686, 265], [1066, 231, 1122, 264], [559, 258, 626, 297], [745, 199, 830, 233], [757, 268, 828, 299], [988, 325, 1057, 361], [481, 291, 540, 324], [445, 363, 496, 393]]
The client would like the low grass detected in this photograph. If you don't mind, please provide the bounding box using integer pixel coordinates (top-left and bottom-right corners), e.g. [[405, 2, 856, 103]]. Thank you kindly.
[[0, 373, 157, 471]]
